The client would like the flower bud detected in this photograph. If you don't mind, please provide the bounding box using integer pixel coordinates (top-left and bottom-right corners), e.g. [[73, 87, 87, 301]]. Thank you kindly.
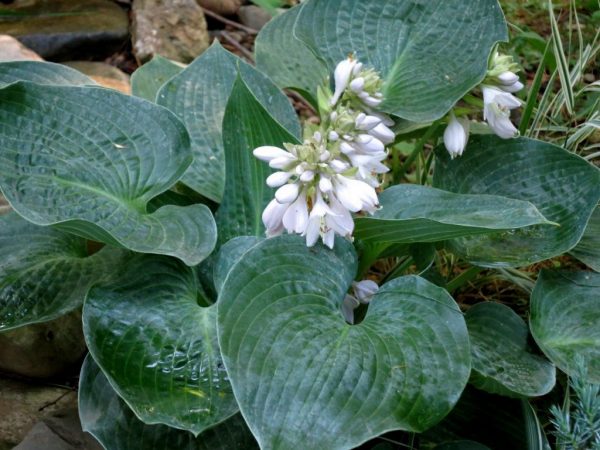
[[331, 57, 357, 106], [266, 171, 292, 188], [275, 183, 300, 204], [443, 112, 469, 159], [497, 71, 519, 86]]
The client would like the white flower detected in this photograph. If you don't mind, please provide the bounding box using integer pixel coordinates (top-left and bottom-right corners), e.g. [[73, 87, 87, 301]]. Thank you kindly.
[[342, 279, 379, 324], [497, 71, 519, 86], [334, 175, 379, 213], [346, 152, 389, 187], [266, 171, 292, 188], [341, 294, 360, 324], [482, 86, 521, 139], [253, 146, 293, 163], [368, 123, 395, 145], [262, 198, 288, 236], [331, 57, 357, 106], [352, 280, 378, 303], [282, 190, 308, 234], [355, 113, 381, 131], [443, 112, 470, 159], [357, 91, 382, 108], [303, 190, 334, 247], [275, 182, 300, 203], [499, 80, 524, 94]]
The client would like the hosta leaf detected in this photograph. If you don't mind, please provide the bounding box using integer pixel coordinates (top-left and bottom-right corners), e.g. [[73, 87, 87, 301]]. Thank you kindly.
[[216, 77, 300, 243], [433, 136, 600, 267], [157, 42, 300, 202], [0, 213, 128, 331], [255, 5, 328, 101], [83, 255, 236, 435], [259, 0, 507, 121], [131, 55, 184, 102], [0, 82, 217, 266], [218, 235, 470, 449], [530, 270, 600, 383], [79, 355, 258, 450], [0, 60, 93, 87], [466, 302, 555, 397], [213, 236, 263, 294], [354, 185, 552, 244], [570, 205, 600, 272]]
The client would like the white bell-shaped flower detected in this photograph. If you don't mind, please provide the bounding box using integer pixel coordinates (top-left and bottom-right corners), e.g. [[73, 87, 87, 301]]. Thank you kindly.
[[443, 112, 470, 159], [331, 57, 357, 106], [482, 86, 521, 139]]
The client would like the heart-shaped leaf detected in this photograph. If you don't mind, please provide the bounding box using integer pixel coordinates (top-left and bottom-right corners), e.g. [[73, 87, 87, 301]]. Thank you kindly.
[[530, 270, 600, 383], [83, 255, 236, 435], [255, 5, 328, 102], [257, 0, 507, 122], [79, 355, 258, 450], [0, 213, 129, 331], [217, 77, 300, 244], [433, 136, 600, 267], [213, 236, 263, 294], [0, 60, 93, 87], [131, 55, 184, 102], [466, 302, 555, 397], [157, 42, 300, 202], [0, 82, 217, 266], [570, 205, 600, 272], [354, 184, 553, 244], [218, 235, 470, 449]]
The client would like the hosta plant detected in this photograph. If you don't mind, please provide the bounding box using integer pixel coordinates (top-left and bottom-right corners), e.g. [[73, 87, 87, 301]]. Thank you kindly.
[[0, 1, 599, 449]]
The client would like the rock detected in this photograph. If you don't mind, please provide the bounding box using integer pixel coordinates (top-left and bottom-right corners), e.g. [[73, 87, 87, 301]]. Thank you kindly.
[[0, 378, 77, 449], [237, 5, 273, 31], [132, 0, 210, 63], [13, 422, 73, 450], [0, 311, 86, 379], [0, 35, 43, 62], [0, 0, 129, 61], [13, 409, 103, 450], [196, 0, 243, 16], [64, 61, 131, 94]]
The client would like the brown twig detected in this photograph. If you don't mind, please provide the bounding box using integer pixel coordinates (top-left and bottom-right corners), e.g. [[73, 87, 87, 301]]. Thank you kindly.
[[202, 7, 258, 35], [220, 31, 255, 63], [38, 390, 75, 412]]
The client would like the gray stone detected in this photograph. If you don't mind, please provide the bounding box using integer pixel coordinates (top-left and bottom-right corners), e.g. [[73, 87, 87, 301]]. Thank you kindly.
[[0, 35, 43, 62], [0, 0, 129, 61], [64, 61, 131, 94], [197, 0, 243, 15], [13, 409, 103, 450], [132, 0, 210, 63], [13, 422, 73, 450], [237, 5, 273, 31], [0, 378, 77, 449], [0, 311, 86, 379]]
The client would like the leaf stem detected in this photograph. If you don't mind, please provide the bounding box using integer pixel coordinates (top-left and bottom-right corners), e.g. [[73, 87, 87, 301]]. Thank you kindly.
[[446, 266, 483, 292], [395, 122, 440, 183]]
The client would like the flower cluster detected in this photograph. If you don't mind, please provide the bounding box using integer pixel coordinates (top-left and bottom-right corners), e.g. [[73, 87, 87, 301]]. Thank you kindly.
[[253, 56, 394, 248], [443, 52, 524, 158]]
